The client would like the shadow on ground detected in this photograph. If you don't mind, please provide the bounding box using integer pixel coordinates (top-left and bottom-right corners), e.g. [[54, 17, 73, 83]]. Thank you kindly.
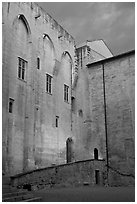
[[34, 186, 135, 202]]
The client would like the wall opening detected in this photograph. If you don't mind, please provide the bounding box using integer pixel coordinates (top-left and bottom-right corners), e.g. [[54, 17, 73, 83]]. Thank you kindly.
[[9, 98, 14, 113], [56, 116, 59, 127], [37, 57, 40, 69], [71, 96, 75, 112], [64, 84, 69, 103], [46, 74, 52, 94], [95, 170, 100, 184], [66, 137, 73, 163], [78, 109, 83, 117], [94, 148, 98, 160]]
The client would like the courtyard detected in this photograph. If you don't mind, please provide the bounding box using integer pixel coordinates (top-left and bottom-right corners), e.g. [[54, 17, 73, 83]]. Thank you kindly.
[[34, 186, 135, 202]]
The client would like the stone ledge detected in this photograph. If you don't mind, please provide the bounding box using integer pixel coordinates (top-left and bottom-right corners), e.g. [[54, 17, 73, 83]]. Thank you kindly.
[[10, 158, 105, 179]]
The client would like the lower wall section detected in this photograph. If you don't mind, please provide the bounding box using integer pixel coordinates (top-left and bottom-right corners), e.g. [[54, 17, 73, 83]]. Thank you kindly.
[[108, 166, 135, 187], [11, 159, 106, 190]]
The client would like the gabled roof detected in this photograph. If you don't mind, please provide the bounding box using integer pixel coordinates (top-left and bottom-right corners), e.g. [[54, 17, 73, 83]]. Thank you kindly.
[[87, 39, 113, 58], [76, 39, 113, 60]]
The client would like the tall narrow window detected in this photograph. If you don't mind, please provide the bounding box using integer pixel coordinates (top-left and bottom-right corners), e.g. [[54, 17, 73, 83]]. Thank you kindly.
[[71, 96, 75, 112], [94, 148, 98, 160], [95, 170, 100, 184], [9, 98, 14, 113], [66, 137, 73, 163], [18, 57, 27, 80], [37, 57, 40, 70], [56, 116, 59, 127], [64, 84, 69, 103], [46, 74, 52, 94]]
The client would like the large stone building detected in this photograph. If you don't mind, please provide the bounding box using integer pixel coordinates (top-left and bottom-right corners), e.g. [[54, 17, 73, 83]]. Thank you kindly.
[[2, 2, 135, 186]]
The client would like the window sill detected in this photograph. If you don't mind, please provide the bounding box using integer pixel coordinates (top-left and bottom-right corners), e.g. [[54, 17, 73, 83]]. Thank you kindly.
[[64, 100, 69, 104], [46, 91, 52, 96], [17, 78, 26, 83]]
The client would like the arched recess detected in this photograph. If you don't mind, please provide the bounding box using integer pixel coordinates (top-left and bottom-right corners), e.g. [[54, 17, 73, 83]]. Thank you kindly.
[[61, 51, 73, 84], [62, 51, 73, 64], [66, 137, 73, 163], [12, 14, 32, 58], [18, 14, 31, 35], [12, 14, 32, 43], [10, 14, 32, 173], [43, 34, 56, 73]]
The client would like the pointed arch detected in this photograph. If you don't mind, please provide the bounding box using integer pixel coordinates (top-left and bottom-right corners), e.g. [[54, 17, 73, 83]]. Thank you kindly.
[[62, 51, 74, 81], [17, 14, 31, 35], [12, 14, 32, 43], [42, 34, 56, 73], [43, 33, 56, 58], [62, 51, 73, 65]]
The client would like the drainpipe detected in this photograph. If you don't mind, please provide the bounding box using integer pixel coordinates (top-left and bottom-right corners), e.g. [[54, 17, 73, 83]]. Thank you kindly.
[[102, 63, 109, 185], [70, 62, 73, 132]]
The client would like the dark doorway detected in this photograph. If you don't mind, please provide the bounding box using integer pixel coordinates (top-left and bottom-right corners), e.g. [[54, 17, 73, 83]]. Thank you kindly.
[[95, 170, 100, 185], [94, 148, 98, 160], [66, 137, 73, 163]]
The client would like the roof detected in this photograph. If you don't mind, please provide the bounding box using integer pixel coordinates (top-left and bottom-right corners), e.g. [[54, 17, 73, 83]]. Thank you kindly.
[[76, 39, 113, 60], [87, 50, 135, 67], [87, 39, 113, 58]]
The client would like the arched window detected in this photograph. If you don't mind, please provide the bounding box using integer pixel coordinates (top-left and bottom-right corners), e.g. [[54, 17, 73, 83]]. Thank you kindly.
[[94, 148, 98, 160], [66, 137, 73, 163]]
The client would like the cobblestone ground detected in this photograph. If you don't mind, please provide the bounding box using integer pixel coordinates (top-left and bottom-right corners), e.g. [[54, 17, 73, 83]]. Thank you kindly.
[[34, 186, 135, 202]]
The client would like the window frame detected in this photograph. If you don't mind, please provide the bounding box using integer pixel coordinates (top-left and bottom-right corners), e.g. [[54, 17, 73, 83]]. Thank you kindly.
[[18, 57, 27, 81], [64, 84, 69, 103], [46, 73, 52, 94]]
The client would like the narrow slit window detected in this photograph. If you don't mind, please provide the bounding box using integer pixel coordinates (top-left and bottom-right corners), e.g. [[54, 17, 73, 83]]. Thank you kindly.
[[71, 96, 75, 112], [56, 116, 59, 127], [37, 57, 40, 69], [9, 98, 14, 113], [94, 148, 98, 160]]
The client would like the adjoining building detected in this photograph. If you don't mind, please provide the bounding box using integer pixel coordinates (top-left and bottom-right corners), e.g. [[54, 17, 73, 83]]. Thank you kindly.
[[73, 50, 135, 186], [2, 2, 135, 186]]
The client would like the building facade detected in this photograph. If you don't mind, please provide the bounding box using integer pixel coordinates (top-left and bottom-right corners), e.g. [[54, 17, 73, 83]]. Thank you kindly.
[[73, 50, 135, 186], [2, 2, 76, 175], [2, 2, 135, 186]]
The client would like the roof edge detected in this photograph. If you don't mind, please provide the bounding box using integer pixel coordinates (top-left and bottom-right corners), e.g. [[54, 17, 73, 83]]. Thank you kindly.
[[87, 50, 135, 67]]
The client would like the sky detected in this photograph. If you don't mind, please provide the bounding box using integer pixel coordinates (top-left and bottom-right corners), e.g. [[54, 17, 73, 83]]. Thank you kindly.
[[37, 2, 135, 56]]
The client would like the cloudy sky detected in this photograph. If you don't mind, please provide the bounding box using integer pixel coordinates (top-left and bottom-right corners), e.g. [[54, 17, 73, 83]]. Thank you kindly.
[[37, 2, 135, 56]]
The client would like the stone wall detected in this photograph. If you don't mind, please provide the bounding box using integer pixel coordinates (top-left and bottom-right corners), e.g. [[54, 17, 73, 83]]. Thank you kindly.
[[2, 2, 76, 175], [11, 159, 106, 190], [72, 45, 107, 161], [87, 51, 135, 186]]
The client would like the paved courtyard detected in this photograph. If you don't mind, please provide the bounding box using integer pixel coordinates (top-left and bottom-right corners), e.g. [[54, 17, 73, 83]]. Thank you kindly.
[[34, 186, 135, 202]]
